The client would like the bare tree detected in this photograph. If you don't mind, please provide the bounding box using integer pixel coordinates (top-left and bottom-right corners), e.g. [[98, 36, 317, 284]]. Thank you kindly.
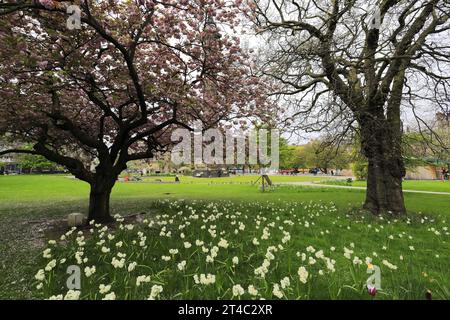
[[248, 0, 450, 215]]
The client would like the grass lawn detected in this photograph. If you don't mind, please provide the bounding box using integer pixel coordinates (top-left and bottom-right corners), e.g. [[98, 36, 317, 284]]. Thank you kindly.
[[0, 175, 449, 299], [141, 174, 332, 184], [321, 179, 450, 193]]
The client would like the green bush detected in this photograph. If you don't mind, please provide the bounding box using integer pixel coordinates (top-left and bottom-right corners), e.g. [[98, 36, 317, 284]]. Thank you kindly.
[[352, 160, 368, 180]]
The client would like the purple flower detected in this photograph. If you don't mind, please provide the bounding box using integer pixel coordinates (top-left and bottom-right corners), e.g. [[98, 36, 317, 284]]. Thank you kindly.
[[367, 285, 377, 296]]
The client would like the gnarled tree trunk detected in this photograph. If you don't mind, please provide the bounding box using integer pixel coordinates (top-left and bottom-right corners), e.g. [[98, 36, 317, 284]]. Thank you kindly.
[[364, 154, 406, 215], [360, 111, 406, 215], [88, 175, 116, 223]]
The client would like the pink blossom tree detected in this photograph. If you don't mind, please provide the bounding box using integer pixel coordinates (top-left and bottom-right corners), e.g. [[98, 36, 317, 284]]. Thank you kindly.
[[0, 0, 270, 222]]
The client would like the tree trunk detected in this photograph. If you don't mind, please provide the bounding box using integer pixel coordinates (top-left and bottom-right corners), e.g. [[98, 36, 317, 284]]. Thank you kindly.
[[88, 179, 114, 223], [364, 155, 406, 215], [360, 116, 406, 215]]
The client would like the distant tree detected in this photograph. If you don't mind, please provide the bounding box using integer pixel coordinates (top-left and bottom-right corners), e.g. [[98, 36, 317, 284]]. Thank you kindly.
[[18, 153, 57, 173], [402, 115, 450, 169], [279, 138, 296, 169], [432, 113, 450, 168], [352, 160, 368, 180], [289, 146, 307, 169], [302, 139, 351, 173]]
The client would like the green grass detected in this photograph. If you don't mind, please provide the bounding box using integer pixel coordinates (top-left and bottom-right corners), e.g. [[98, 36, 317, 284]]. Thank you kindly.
[[141, 174, 332, 184], [0, 175, 330, 203], [1, 175, 449, 215], [0, 175, 450, 299], [320, 179, 450, 193], [33, 200, 450, 300]]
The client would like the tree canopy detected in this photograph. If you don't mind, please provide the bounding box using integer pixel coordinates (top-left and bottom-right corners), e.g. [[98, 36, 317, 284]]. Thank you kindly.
[[247, 0, 450, 215], [0, 0, 271, 221]]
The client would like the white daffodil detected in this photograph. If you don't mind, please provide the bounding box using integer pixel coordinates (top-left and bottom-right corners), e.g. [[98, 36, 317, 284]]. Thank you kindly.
[[136, 275, 151, 286], [280, 277, 290, 289], [298, 266, 309, 284], [272, 284, 283, 299], [148, 285, 163, 300], [102, 292, 116, 300], [232, 284, 245, 297], [35, 269, 45, 281], [45, 259, 57, 272], [177, 260, 187, 271], [248, 285, 258, 296], [64, 290, 81, 300], [43, 248, 52, 259], [99, 284, 111, 294], [84, 266, 96, 277]]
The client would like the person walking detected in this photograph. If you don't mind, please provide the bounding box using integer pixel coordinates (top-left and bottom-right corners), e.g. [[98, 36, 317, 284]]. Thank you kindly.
[[442, 168, 448, 181]]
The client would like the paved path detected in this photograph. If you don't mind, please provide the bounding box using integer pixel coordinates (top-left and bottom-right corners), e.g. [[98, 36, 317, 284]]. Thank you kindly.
[[275, 181, 450, 196]]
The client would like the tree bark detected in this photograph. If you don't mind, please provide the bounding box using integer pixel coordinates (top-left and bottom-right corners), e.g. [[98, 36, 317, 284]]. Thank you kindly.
[[360, 115, 406, 215], [364, 155, 406, 215], [88, 178, 115, 223]]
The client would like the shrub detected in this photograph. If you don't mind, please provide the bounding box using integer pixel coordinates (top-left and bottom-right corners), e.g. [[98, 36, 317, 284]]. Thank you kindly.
[[352, 161, 368, 180]]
